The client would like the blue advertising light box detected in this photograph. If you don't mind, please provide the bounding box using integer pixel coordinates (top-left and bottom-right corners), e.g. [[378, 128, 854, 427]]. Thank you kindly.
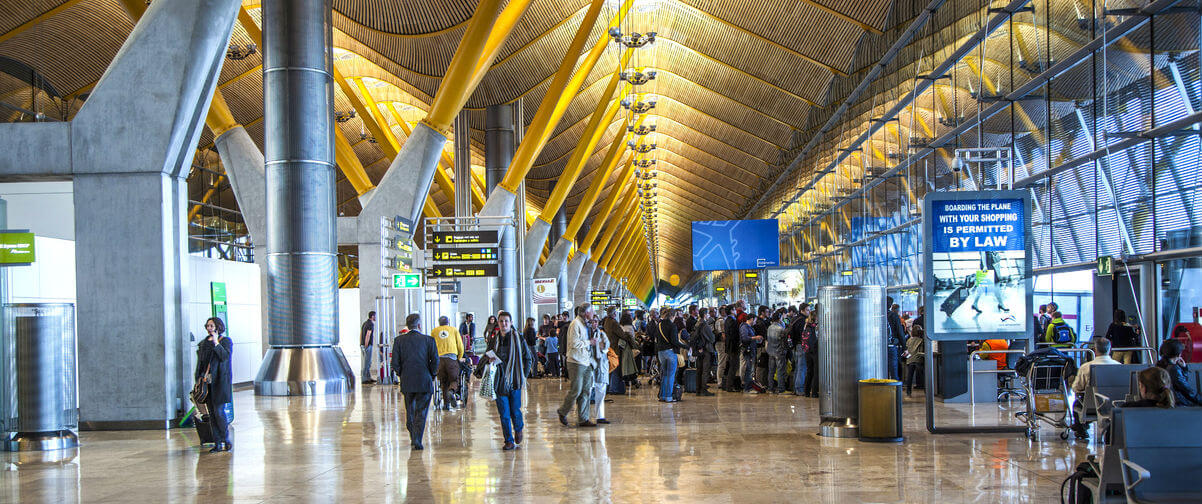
[[691, 219, 780, 271]]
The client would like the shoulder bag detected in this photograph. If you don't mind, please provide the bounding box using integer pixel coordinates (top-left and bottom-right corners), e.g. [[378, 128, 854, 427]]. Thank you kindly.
[[190, 363, 211, 405]]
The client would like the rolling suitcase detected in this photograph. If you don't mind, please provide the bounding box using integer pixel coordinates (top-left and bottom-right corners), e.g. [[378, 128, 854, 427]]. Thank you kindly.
[[682, 368, 698, 393], [194, 414, 215, 445], [939, 285, 970, 316]]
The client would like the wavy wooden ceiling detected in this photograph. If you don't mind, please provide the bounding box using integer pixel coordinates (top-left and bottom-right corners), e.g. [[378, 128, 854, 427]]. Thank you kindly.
[[0, 0, 898, 282]]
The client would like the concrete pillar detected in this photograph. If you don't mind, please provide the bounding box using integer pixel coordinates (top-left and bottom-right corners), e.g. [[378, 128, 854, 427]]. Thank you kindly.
[[253, 0, 353, 395], [573, 259, 597, 306], [550, 208, 570, 312], [486, 104, 518, 316], [57, 0, 239, 427]]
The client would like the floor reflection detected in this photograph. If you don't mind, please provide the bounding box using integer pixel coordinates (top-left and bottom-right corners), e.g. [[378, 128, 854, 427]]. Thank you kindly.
[[0, 378, 1093, 502]]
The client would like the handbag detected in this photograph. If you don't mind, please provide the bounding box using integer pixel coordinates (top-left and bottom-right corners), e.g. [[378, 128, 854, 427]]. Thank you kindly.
[[190, 364, 211, 405], [607, 347, 619, 373], [478, 362, 498, 400]]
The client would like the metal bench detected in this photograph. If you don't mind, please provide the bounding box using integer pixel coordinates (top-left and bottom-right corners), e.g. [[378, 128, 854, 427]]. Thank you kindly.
[[1115, 407, 1202, 503]]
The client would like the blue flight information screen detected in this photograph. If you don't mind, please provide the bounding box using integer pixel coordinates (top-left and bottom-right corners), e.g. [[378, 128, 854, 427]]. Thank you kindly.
[[691, 219, 779, 271]]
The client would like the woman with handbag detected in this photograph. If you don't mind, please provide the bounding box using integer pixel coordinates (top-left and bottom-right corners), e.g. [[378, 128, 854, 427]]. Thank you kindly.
[[195, 316, 233, 452], [477, 311, 532, 450]]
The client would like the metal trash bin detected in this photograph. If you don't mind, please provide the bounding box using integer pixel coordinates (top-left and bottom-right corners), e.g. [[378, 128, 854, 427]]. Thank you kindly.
[[1, 303, 79, 451], [858, 378, 903, 442], [818, 285, 887, 438]]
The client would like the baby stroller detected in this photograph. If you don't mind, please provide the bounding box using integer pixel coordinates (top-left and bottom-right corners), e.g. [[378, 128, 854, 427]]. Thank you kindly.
[[1013, 347, 1080, 440]]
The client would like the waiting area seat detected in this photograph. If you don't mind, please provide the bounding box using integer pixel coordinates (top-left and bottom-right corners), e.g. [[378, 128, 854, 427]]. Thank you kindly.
[[1114, 407, 1202, 503], [1082, 365, 1146, 424]]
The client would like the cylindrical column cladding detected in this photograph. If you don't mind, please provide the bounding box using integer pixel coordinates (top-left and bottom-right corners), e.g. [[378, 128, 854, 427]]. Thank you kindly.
[[551, 208, 571, 311], [3, 303, 78, 452], [256, 0, 353, 395], [486, 104, 518, 316], [454, 111, 473, 217], [262, 0, 336, 345], [818, 285, 887, 438]]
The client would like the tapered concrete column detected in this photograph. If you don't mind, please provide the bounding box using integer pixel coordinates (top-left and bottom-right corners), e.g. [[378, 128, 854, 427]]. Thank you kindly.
[[0, 0, 243, 427], [522, 218, 552, 279], [486, 104, 518, 316], [254, 0, 354, 395], [565, 250, 587, 294], [212, 126, 270, 352], [573, 259, 597, 306]]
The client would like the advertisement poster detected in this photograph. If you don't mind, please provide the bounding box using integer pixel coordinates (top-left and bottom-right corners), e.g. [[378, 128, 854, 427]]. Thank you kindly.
[[765, 267, 806, 308], [532, 277, 558, 305], [923, 191, 1031, 340]]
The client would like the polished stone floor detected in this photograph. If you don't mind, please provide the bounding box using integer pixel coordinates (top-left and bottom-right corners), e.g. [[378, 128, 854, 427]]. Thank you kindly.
[[1, 378, 1092, 503]]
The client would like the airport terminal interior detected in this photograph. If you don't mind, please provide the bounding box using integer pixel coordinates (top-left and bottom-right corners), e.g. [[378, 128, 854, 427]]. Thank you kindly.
[[2, 0, 1202, 502]]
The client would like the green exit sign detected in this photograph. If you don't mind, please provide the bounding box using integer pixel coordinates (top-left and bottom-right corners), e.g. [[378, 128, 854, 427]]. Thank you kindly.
[[0, 232, 35, 265], [392, 273, 422, 289]]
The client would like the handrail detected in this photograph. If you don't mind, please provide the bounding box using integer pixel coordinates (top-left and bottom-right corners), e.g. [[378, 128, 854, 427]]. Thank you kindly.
[[968, 349, 1026, 404], [1112, 346, 1156, 364]]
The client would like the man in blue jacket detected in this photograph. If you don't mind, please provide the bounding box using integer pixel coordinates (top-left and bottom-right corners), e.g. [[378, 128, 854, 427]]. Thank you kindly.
[[392, 313, 439, 450]]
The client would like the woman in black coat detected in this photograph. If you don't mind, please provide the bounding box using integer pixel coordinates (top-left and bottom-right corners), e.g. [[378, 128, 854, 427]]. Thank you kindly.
[[196, 316, 233, 452]]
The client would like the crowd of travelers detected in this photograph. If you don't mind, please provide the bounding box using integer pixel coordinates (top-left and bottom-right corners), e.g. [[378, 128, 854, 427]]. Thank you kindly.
[[192, 294, 1201, 456]]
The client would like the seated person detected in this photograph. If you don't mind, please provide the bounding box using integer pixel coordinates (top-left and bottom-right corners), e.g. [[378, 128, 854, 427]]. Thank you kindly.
[[1069, 338, 1121, 437], [1123, 366, 1175, 409], [1156, 339, 1202, 406], [978, 338, 1009, 370], [1071, 338, 1121, 397]]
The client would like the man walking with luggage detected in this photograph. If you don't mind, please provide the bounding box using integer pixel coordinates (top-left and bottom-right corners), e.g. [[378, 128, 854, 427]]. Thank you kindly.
[[360, 311, 377, 384], [558, 303, 597, 427], [392, 314, 439, 450]]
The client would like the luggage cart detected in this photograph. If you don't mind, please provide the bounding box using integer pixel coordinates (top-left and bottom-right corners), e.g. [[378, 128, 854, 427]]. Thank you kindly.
[[1014, 353, 1077, 440]]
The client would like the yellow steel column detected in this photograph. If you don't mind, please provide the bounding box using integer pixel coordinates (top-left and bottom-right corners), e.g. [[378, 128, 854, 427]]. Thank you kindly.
[[593, 195, 639, 260], [495, 1, 634, 193], [422, 0, 505, 133], [580, 169, 635, 251], [385, 103, 457, 202], [603, 212, 642, 274], [465, 0, 541, 92], [534, 85, 629, 228], [341, 73, 400, 157], [558, 122, 638, 246]]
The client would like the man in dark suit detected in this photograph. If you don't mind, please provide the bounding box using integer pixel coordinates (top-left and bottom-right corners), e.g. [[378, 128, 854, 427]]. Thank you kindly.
[[391, 313, 439, 450]]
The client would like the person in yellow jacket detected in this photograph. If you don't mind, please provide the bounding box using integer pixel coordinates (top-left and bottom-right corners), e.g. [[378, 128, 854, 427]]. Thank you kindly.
[[431, 316, 464, 409]]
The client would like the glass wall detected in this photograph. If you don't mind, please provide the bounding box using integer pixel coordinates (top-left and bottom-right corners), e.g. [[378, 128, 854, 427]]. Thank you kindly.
[[752, 1, 1202, 346]]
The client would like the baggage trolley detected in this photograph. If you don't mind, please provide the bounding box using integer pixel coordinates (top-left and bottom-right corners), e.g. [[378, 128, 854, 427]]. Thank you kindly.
[[1014, 354, 1077, 440]]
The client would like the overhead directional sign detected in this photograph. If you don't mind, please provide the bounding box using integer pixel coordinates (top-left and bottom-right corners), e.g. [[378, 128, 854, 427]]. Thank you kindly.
[[433, 247, 499, 263], [392, 273, 422, 289], [428, 263, 499, 278], [432, 230, 499, 245]]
